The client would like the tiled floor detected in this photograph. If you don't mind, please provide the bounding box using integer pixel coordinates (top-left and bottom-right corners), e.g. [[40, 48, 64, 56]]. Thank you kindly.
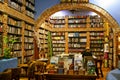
[[20, 68, 110, 80]]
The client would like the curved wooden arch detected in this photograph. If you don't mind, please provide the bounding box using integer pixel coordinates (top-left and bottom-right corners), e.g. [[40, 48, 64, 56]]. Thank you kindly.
[[35, 3, 119, 31]]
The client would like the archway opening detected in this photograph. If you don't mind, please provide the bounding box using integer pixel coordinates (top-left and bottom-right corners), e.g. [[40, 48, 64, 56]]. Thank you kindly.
[[35, 3, 119, 68]]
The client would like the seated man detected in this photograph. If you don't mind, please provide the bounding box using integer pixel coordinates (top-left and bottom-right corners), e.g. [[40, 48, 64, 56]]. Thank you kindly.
[[82, 47, 92, 58]]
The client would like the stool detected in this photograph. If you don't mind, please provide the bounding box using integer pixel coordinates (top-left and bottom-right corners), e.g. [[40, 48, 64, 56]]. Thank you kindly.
[[95, 59, 103, 78]]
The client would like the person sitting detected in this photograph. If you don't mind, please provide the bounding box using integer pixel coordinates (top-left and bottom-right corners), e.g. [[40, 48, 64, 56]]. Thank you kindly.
[[82, 47, 92, 58]]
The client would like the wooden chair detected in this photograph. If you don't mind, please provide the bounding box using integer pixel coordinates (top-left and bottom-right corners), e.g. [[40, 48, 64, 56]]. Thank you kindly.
[[34, 60, 47, 80], [0, 70, 11, 80], [0, 67, 21, 80], [11, 67, 21, 80], [27, 61, 36, 80]]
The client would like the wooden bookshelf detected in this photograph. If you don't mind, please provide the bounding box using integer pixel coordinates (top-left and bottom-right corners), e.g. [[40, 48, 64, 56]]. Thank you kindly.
[[45, 15, 114, 68], [0, 0, 35, 64], [38, 21, 52, 59], [108, 27, 114, 69]]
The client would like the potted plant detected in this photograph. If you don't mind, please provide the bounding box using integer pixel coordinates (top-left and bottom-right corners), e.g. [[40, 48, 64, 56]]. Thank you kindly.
[[3, 36, 17, 59]]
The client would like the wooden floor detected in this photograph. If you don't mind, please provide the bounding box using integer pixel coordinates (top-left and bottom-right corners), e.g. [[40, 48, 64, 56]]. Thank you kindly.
[[96, 68, 110, 80], [20, 68, 110, 80]]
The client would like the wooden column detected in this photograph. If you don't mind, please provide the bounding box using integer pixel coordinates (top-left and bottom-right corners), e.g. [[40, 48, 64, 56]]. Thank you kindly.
[[65, 32, 68, 54], [21, 21, 25, 64], [2, 14, 8, 53], [86, 16, 90, 48], [65, 16, 68, 54]]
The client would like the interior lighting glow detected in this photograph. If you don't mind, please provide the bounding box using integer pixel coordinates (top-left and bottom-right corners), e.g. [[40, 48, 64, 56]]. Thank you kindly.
[[50, 10, 69, 17]]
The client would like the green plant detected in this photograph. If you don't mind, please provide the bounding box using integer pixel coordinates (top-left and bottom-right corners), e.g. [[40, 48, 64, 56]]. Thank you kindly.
[[3, 36, 17, 58]]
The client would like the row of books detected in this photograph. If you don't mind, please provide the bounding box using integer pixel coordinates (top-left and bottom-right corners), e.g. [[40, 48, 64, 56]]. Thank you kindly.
[[27, 0, 35, 4], [53, 44, 65, 47], [68, 33, 83, 37], [68, 19, 86, 23], [54, 23, 103, 28], [25, 23, 34, 30], [52, 23, 104, 28], [50, 19, 65, 24], [68, 43, 86, 48], [26, 10, 34, 18], [90, 32, 104, 36], [53, 24, 65, 28], [53, 48, 65, 51], [90, 36, 104, 39], [90, 23, 104, 28], [69, 24, 86, 28], [53, 52, 64, 56], [90, 44, 103, 47], [12, 0, 23, 4], [13, 51, 22, 57], [69, 38, 87, 42], [8, 17, 21, 27], [24, 30, 33, 36], [8, 35, 22, 42], [39, 28, 45, 34], [24, 43, 33, 49], [68, 49, 83, 52], [25, 50, 34, 55], [50, 16, 65, 19], [52, 36, 65, 40], [8, 26, 21, 34], [90, 49, 104, 52], [50, 15, 101, 20], [52, 41, 65, 43], [90, 40, 103, 44], [8, 0, 22, 12], [26, 1, 35, 11], [52, 32, 65, 35], [13, 43, 21, 50], [24, 37, 33, 42], [90, 18, 103, 23]]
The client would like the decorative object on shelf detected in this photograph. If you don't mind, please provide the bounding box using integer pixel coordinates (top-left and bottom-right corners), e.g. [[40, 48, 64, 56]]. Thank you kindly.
[[3, 36, 18, 58]]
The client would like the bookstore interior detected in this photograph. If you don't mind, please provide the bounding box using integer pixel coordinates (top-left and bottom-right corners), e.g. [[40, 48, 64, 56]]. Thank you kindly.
[[0, 0, 120, 80]]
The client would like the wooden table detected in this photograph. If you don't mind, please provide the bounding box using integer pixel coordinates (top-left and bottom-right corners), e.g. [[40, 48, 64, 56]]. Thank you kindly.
[[44, 73, 97, 80]]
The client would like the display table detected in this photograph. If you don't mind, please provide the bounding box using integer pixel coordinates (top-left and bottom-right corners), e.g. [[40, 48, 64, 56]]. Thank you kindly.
[[0, 57, 18, 72], [43, 73, 97, 80], [106, 69, 120, 80]]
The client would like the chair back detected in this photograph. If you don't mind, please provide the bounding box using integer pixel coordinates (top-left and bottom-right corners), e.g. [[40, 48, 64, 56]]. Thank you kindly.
[[27, 61, 36, 79], [11, 67, 21, 80], [35, 61, 47, 73]]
